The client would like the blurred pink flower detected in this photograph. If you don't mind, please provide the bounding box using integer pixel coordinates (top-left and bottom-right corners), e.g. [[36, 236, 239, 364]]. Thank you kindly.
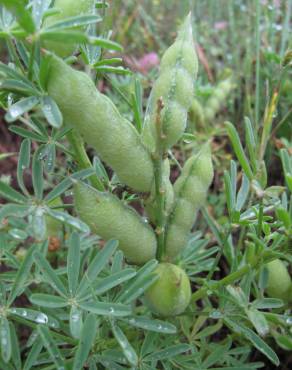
[[138, 52, 160, 71], [214, 21, 228, 30]]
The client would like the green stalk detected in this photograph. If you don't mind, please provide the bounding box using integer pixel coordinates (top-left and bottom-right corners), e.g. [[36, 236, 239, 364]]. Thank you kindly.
[[255, 0, 261, 127], [257, 198, 264, 237], [66, 130, 105, 191], [153, 98, 167, 261]]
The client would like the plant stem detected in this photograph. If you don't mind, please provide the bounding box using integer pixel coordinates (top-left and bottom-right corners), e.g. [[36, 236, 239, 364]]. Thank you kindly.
[[257, 198, 264, 237], [66, 130, 105, 191], [153, 98, 167, 261]]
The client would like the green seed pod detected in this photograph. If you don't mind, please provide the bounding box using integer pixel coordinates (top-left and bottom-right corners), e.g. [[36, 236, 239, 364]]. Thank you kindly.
[[265, 259, 291, 301], [145, 263, 191, 316], [204, 77, 234, 122], [187, 98, 205, 133], [43, 0, 95, 57], [164, 143, 213, 260], [144, 159, 174, 224], [142, 14, 198, 152], [47, 56, 154, 192], [74, 182, 157, 264]]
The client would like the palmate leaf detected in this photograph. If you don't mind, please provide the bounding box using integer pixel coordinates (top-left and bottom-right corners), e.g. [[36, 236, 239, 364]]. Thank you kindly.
[[79, 301, 131, 317], [111, 322, 138, 367], [32, 0, 51, 29], [10, 307, 59, 328], [0, 317, 11, 363], [17, 138, 31, 195], [10, 323, 21, 370], [122, 316, 177, 334], [33, 251, 67, 297], [37, 326, 65, 369], [67, 232, 80, 296], [89, 36, 123, 51], [0, 181, 27, 203], [144, 344, 192, 362], [5, 96, 39, 122], [78, 268, 136, 301], [0, 204, 31, 221], [41, 95, 63, 128], [45, 208, 90, 233], [8, 243, 37, 304], [0, 0, 35, 33], [29, 294, 68, 308], [32, 147, 44, 200], [23, 339, 43, 370], [9, 125, 47, 142], [225, 121, 253, 180], [0, 79, 38, 96], [224, 318, 279, 366], [73, 314, 97, 370], [44, 14, 101, 31], [117, 259, 158, 304], [76, 239, 118, 297], [44, 167, 95, 202], [69, 305, 83, 339]]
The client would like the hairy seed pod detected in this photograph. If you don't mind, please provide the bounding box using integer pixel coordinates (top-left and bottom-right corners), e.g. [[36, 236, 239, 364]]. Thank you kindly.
[[43, 0, 95, 57], [142, 14, 198, 152], [74, 182, 157, 264], [204, 77, 234, 122], [164, 143, 213, 260], [145, 263, 191, 316], [187, 98, 205, 133], [265, 259, 291, 301], [144, 159, 174, 224], [47, 56, 154, 192]]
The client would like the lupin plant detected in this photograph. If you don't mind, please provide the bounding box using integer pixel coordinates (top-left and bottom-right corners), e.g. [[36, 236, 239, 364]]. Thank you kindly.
[[0, 1, 291, 369]]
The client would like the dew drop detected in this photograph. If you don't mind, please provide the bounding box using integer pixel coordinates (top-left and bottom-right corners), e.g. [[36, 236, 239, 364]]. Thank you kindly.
[[209, 310, 223, 319], [36, 313, 48, 324], [286, 317, 292, 325], [71, 313, 80, 322]]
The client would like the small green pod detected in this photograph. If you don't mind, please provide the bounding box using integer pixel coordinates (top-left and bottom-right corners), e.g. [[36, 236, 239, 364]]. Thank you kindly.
[[204, 77, 234, 122], [265, 259, 291, 301], [47, 56, 154, 192], [145, 159, 174, 224], [43, 0, 95, 57], [145, 263, 191, 316], [74, 182, 157, 265], [142, 14, 198, 152], [164, 143, 213, 260], [187, 98, 205, 133]]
